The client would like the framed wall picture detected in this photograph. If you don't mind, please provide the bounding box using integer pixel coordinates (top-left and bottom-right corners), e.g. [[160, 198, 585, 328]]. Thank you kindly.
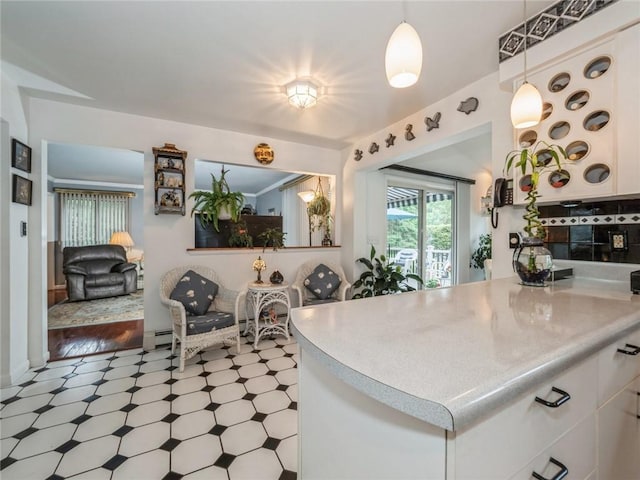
[[11, 139, 32, 173], [12, 174, 32, 206]]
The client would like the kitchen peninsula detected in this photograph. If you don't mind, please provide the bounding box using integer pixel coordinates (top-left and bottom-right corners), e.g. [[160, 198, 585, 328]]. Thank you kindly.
[[291, 277, 640, 479]]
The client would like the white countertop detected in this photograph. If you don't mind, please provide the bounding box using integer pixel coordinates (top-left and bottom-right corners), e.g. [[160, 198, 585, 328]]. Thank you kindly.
[[290, 277, 640, 431]]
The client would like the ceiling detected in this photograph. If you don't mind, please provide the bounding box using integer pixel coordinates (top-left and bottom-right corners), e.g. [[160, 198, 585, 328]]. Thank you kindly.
[[1, 0, 556, 151]]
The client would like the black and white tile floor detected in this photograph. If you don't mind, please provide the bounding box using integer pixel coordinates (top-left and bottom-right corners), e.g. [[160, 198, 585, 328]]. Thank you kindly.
[[0, 336, 298, 480]]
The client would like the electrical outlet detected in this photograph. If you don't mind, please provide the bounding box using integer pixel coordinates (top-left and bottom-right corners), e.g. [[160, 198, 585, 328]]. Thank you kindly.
[[509, 232, 520, 249]]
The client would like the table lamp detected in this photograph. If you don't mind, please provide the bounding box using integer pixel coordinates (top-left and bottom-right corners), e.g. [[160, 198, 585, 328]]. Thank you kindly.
[[109, 231, 134, 252], [252, 256, 267, 284]]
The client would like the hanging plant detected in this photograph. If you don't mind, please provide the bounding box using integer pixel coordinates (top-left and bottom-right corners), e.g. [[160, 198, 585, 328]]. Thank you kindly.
[[306, 178, 332, 236]]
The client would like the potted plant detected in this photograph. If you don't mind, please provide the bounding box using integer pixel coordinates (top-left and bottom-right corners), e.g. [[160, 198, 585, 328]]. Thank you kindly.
[[306, 179, 333, 244], [228, 220, 253, 248], [470, 233, 492, 280], [352, 245, 424, 298], [258, 227, 286, 252], [504, 141, 568, 286], [189, 166, 244, 232]]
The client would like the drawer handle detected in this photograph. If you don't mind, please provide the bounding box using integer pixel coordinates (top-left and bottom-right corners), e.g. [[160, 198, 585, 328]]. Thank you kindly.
[[532, 457, 569, 480], [617, 343, 640, 356], [535, 387, 571, 408]]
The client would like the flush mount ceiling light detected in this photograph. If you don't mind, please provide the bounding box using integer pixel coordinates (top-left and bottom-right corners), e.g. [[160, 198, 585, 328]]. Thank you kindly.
[[510, 0, 543, 128], [285, 79, 319, 109], [385, 21, 423, 88]]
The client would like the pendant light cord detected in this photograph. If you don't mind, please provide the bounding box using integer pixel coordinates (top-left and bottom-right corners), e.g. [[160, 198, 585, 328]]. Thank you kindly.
[[523, 0, 528, 83]]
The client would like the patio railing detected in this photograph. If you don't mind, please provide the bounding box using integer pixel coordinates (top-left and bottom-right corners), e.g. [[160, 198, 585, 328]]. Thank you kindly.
[[388, 246, 451, 288]]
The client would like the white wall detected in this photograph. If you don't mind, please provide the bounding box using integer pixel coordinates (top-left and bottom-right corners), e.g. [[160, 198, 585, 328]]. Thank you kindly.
[[1, 72, 31, 385], [26, 99, 343, 364], [342, 72, 516, 281]]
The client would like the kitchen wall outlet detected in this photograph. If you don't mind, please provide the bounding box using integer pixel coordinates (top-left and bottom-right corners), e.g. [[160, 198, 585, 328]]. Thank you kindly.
[[509, 232, 520, 249]]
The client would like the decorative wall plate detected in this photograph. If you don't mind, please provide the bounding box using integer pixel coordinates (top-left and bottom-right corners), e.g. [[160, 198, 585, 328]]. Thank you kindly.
[[254, 143, 274, 165]]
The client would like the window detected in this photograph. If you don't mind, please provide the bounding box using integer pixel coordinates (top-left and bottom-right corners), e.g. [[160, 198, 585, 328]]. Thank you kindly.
[[57, 189, 133, 248]]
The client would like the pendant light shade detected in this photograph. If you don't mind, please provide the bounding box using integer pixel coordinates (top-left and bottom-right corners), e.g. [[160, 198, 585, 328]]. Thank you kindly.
[[510, 82, 543, 129], [385, 21, 423, 88], [510, 0, 542, 129]]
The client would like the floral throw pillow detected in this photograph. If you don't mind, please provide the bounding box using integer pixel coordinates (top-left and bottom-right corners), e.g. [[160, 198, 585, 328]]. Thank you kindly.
[[170, 270, 219, 316], [304, 264, 341, 300]]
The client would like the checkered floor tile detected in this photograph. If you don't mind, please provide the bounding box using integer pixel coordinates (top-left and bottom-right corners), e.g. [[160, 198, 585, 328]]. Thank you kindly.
[[0, 336, 298, 480]]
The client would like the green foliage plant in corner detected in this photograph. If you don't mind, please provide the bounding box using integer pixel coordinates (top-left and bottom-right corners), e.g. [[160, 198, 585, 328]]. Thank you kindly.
[[189, 166, 244, 232], [352, 245, 424, 298], [470, 233, 492, 270]]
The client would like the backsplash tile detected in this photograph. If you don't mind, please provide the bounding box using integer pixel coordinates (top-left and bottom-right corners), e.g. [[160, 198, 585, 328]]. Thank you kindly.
[[539, 198, 640, 265]]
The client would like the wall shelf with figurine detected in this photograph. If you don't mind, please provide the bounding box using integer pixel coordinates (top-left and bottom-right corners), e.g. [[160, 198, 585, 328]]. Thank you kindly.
[[153, 143, 186, 215]]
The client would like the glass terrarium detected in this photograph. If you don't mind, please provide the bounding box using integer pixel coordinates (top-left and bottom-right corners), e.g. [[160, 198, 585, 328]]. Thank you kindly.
[[513, 237, 553, 287]]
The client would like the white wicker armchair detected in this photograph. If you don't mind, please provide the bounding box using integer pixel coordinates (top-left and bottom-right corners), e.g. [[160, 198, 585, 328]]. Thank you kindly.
[[160, 265, 242, 371], [291, 261, 351, 307]]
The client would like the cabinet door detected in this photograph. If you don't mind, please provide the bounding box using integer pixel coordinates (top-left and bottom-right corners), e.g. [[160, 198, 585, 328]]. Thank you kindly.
[[597, 376, 640, 479]]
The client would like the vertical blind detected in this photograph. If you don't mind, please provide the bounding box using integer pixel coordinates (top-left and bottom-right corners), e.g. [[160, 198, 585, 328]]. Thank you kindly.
[[57, 189, 132, 248]]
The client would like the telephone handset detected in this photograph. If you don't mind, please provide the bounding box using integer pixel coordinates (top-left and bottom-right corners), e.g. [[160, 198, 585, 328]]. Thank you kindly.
[[493, 178, 513, 207], [489, 178, 513, 229]]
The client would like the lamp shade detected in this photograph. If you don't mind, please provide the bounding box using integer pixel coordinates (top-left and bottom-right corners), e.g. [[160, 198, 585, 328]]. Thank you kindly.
[[297, 190, 316, 203], [385, 21, 423, 89], [510, 82, 543, 129], [109, 231, 134, 248], [286, 80, 318, 109]]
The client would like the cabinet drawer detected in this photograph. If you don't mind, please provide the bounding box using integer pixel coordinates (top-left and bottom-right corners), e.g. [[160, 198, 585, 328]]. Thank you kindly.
[[598, 329, 640, 406], [455, 355, 598, 480], [509, 413, 596, 480]]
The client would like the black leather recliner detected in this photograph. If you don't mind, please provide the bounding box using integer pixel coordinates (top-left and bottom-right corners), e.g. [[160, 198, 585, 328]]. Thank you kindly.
[[63, 245, 137, 302]]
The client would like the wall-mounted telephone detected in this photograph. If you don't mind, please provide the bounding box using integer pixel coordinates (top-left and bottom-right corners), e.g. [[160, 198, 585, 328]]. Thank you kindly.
[[493, 178, 513, 207], [489, 178, 513, 228]]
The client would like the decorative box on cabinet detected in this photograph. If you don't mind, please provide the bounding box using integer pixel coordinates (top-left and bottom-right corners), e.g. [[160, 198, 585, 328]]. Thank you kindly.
[[153, 143, 186, 215]]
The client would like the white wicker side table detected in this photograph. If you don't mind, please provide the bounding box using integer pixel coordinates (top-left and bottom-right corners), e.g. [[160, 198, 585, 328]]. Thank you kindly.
[[243, 282, 290, 348]]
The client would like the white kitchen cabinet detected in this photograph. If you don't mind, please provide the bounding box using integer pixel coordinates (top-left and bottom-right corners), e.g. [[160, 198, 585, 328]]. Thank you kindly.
[[509, 413, 596, 480], [597, 376, 640, 480], [512, 24, 640, 204], [454, 356, 597, 480]]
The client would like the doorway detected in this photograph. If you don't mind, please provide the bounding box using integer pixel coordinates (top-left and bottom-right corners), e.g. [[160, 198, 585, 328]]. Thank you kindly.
[[46, 142, 144, 360], [386, 183, 455, 289]]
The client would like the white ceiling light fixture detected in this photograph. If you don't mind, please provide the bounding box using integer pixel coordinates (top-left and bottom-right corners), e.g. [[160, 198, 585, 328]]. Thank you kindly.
[[385, 20, 423, 89], [286, 79, 319, 109], [510, 0, 543, 129]]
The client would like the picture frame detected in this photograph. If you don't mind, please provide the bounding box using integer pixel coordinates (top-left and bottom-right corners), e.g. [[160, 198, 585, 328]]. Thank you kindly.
[[609, 230, 628, 252], [12, 174, 32, 206], [11, 139, 32, 173]]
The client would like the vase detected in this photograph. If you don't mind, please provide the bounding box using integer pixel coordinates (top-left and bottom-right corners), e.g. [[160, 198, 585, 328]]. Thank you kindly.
[[269, 270, 284, 284], [483, 259, 493, 280], [512, 237, 552, 287]]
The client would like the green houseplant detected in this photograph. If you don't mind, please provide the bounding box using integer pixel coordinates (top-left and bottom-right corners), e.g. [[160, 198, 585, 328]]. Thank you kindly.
[[189, 166, 244, 232], [258, 227, 286, 252], [505, 141, 568, 285], [352, 245, 424, 298], [228, 220, 253, 248], [470, 233, 492, 270]]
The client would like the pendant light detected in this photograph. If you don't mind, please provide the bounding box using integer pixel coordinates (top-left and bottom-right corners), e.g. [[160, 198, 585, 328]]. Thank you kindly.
[[510, 0, 543, 129], [385, 20, 423, 88]]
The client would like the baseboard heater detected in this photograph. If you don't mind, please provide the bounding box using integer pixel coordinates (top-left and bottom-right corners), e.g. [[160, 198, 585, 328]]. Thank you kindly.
[[146, 319, 253, 350]]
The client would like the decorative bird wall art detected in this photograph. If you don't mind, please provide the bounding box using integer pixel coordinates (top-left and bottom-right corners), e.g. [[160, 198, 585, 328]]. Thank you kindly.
[[424, 112, 441, 131]]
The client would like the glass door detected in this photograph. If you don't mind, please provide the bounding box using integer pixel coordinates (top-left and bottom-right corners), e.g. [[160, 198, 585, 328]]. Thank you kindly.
[[386, 183, 455, 289]]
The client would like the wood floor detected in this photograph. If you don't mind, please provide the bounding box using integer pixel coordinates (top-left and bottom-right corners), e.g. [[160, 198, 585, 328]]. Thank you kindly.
[[48, 320, 144, 361], [47, 288, 143, 362]]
